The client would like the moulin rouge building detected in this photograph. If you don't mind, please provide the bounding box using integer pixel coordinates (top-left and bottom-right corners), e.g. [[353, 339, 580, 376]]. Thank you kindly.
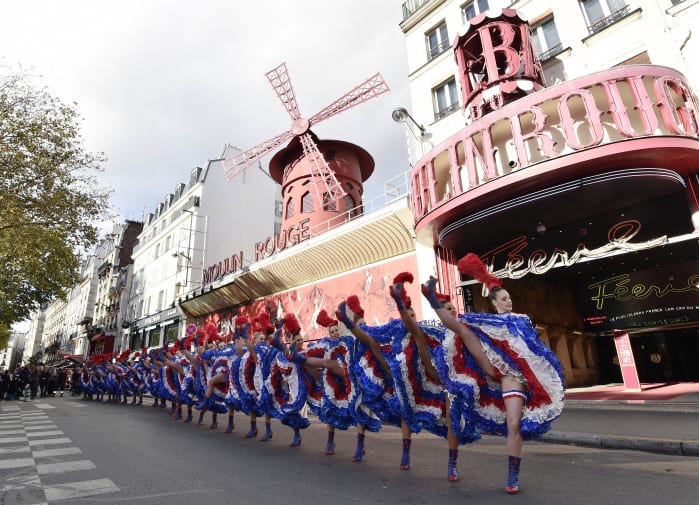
[[178, 8, 698, 388], [408, 8, 699, 386]]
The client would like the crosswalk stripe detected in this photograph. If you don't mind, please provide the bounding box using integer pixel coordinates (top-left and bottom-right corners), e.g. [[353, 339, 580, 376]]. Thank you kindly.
[[0, 430, 25, 436], [23, 420, 51, 425], [0, 457, 35, 470], [42, 478, 120, 501], [0, 446, 31, 454], [0, 436, 29, 444], [32, 404, 55, 410], [1, 406, 20, 412], [24, 425, 57, 431], [37, 459, 97, 475], [26, 431, 63, 438], [32, 447, 82, 458], [28, 438, 72, 446]]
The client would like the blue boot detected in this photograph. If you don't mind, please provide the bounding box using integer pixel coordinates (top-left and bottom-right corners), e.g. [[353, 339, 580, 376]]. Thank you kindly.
[[352, 433, 366, 462], [289, 429, 302, 447], [224, 415, 235, 433], [399, 438, 411, 470], [506, 456, 521, 494], [448, 448, 459, 482], [244, 422, 258, 438], [260, 422, 273, 442]]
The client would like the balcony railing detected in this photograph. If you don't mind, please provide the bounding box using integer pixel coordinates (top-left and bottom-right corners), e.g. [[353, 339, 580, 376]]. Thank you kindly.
[[435, 102, 461, 121], [402, 0, 432, 21], [587, 5, 630, 35], [427, 39, 451, 60], [536, 43, 564, 62]]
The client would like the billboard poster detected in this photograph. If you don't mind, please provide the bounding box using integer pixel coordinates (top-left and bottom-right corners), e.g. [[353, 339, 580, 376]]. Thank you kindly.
[[581, 260, 699, 332], [199, 254, 420, 343]]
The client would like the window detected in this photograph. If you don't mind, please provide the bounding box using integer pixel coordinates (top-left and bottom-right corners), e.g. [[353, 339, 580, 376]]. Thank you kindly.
[[274, 200, 283, 217], [426, 22, 450, 60], [285, 197, 295, 219], [433, 77, 460, 121], [581, 0, 628, 34], [532, 17, 562, 61], [322, 192, 337, 211], [301, 191, 314, 213], [462, 0, 489, 22]]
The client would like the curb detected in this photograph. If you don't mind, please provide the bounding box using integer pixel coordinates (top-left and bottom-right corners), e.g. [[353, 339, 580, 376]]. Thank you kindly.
[[564, 401, 699, 413], [541, 431, 699, 457]]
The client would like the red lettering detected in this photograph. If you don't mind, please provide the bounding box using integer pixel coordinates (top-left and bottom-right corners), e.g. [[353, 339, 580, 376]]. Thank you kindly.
[[558, 89, 604, 149], [654, 76, 699, 135], [510, 105, 556, 166]]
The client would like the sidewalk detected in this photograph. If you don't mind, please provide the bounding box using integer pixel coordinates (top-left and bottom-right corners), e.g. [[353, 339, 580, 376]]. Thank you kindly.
[[539, 382, 699, 457]]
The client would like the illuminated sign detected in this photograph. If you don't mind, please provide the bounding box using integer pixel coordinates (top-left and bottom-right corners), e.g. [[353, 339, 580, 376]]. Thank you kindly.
[[481, 219, 667, 280]]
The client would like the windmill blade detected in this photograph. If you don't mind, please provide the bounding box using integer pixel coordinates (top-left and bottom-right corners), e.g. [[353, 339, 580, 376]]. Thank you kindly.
[[308, 72, 390, 126], [299, 133, 347, 207], [266, 62, 302, 120], [223, 129, 294, 180]]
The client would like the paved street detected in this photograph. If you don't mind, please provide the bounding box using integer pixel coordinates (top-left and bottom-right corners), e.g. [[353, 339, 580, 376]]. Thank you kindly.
[[1, 396, 698, 505]]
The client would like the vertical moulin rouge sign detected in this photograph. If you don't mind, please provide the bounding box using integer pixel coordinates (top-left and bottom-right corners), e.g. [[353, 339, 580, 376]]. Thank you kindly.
[[613, 330, 642, 391]]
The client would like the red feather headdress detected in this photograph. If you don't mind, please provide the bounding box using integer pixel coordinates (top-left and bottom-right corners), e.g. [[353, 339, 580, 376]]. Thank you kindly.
[[283, 313, 301, 336], [346, 295, 364, 318], [457, 253, 502, 290], [316, 309, 338, 328]]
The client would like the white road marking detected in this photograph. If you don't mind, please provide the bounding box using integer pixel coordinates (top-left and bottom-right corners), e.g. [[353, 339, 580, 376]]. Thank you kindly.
[[28, 437, 72, 446], [0, 436, 29, 444], [32, 447, 82, 458], [42, 478, 120, 501], [25, 431, 63, 438], [1, 406, 20, 412], [0, 429, 25, 435], [36, 459, 97, 475], [24, 426, 57, 432], [31, 404, 55, 410], [0, 446, 31, 454], [0, 457, 35, 470]]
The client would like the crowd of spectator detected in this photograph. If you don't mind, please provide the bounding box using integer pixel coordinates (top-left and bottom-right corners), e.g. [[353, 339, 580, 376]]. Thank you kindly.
[[0, 363, 70, 401]]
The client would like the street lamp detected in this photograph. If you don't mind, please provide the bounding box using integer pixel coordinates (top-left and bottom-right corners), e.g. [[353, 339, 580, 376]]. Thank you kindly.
[[391, 107, 429, 138], [392, 107, 432, 163]]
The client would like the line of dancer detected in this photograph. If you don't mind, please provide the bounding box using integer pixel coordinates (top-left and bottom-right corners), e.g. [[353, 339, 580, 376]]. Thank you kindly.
[[75, 253, 564, 495]]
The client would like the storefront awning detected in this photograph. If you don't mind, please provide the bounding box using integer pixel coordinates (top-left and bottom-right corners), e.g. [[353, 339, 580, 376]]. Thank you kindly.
[[180, 199, 415, 317]]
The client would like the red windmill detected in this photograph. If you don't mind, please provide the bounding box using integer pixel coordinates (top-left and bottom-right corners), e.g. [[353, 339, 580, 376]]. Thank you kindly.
[[223, 62, 389, 207]]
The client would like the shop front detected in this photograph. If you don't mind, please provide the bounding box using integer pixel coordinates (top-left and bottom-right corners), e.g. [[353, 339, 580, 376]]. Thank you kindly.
[[131, 307, 181, 350]]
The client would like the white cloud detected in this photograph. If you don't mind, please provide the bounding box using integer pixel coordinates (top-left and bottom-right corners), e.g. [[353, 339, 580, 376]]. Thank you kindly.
[[1, 0, 411, 222]]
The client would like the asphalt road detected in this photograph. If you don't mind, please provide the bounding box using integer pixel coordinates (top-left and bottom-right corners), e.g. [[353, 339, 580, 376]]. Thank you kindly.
[[1, 397, 698, 505]]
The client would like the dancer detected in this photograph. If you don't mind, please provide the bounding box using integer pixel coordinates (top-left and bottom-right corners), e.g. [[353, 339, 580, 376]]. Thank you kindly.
[[335, 296, 402, 464], [422, 253, 565, 494], [390, 272, 476, 481]]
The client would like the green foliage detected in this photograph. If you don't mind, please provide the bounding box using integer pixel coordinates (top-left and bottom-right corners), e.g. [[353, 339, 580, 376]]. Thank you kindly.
[[0, 324, 9, 350], [0, 65, 112, 327]]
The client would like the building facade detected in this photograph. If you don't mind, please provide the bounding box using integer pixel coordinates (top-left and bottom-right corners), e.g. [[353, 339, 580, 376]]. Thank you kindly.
[[399, 0, 699, 386], [128, 146, 281, 351]]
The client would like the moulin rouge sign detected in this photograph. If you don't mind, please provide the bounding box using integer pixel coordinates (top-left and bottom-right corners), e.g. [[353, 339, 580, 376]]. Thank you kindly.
[[411, 14, 699, 222], [202, 218, 311, 285]]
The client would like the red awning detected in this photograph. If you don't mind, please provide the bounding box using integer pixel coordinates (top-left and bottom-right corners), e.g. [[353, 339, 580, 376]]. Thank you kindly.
[[91, 334, 105, 343]]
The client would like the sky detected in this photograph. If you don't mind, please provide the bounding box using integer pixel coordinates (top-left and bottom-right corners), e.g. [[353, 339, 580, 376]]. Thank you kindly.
[[1, 0, 412, 227]]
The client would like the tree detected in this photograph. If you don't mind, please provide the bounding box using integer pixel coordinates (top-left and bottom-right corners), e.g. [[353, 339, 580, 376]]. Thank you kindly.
[[0, 65, 112, 327]]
